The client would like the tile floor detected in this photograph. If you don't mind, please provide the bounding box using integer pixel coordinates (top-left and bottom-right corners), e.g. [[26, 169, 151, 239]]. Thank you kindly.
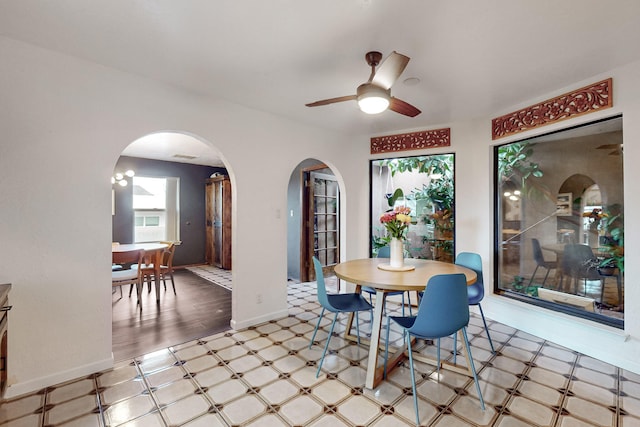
[[2, 280, 640, 426], [185, 266, 233, 291]]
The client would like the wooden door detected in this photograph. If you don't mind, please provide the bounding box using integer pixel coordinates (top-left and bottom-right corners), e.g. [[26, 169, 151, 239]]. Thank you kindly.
[[205, 177, 232, 269], [301, 169, 339, 282]]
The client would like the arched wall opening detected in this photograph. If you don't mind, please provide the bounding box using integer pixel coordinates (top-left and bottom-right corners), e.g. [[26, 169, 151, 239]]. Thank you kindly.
[[110, 131, 236, 359], [287, 159, 345, 284]]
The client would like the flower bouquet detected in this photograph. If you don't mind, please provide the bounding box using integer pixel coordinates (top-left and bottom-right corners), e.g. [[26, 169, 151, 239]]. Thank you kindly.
[[379, 206, 412, 240], [379, 206, 412, 269]]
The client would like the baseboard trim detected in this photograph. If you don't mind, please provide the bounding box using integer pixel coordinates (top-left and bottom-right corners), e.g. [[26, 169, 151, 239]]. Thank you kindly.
[[3, 356, 113, 400], [230, 308, 289, 331]]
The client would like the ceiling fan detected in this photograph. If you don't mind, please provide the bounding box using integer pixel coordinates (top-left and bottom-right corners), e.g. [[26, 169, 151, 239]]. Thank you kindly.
[[305, 51, 421, 117]]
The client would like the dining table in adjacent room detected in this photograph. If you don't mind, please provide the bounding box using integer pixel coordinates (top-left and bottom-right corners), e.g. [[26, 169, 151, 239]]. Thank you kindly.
[[112, 242, 168, 303], [334, 257, 477, 389]]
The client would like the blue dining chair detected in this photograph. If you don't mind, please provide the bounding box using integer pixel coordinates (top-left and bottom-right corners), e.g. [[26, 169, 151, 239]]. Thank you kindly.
[[308, 257, 373, 378], [384, 273, 485, 425], [455, 252, 495, 354], [361, 246, 413, 321]]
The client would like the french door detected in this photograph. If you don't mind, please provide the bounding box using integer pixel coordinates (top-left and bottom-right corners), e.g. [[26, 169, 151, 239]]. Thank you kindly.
[[301, 168, 339, 282]]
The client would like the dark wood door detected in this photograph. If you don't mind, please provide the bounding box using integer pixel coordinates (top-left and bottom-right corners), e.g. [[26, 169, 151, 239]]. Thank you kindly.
[[205, 177, 232, 269]]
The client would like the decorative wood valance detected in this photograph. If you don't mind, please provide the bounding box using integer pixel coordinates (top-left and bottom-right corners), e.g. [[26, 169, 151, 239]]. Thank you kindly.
[[491, 78, 613, 140], [370, 128, 450, 154]]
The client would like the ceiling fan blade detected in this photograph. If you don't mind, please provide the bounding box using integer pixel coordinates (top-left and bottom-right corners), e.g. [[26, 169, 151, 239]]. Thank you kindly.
[[305, 95, 357, 107], [371, 51, 410, 90], [389, 97, 421, 117]]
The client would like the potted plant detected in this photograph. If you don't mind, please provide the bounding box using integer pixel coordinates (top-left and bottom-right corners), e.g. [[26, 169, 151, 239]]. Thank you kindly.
[[598, 209, 624, 274]]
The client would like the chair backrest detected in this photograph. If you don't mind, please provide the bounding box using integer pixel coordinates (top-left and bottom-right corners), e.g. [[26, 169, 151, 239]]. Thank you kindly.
[[563, 244, 597, 276], [531, 238, 545, 265], [112, 249, 145, 266], [409, 273, 470, 338], [312, 257, 331, 309], [455, 252, 484, 304], [162, 244, 176, 268], [377, 246, 390, 258]]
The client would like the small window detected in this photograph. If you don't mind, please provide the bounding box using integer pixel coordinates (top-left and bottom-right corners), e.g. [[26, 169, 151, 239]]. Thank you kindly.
[[144, 216, 160, 227], [132, 176, 180, 243]]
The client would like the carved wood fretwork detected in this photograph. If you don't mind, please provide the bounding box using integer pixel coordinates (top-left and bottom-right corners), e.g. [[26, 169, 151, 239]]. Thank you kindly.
[[491, 78, 613, 140], [370, 128, 451, 154]]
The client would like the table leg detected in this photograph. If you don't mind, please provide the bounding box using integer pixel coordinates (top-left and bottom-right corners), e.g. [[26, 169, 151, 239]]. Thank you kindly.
[[364, 290, 386, 389]]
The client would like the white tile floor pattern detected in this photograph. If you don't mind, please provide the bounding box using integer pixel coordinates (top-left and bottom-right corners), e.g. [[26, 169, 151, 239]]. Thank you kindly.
[[2, 280, 640, 426], [185, 266, 232, 291]]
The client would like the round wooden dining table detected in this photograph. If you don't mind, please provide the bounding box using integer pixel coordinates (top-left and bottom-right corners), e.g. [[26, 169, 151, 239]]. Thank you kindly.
[[334, 257, 477, 389], [112, 242, 168, 303]]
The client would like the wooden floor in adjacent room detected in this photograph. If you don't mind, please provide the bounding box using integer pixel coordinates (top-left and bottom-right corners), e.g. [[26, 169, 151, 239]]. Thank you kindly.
[[112, 268, 232, 361]]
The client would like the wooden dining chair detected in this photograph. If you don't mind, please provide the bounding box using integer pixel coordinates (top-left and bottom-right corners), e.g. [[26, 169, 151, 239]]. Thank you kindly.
[[158, 243, 177, 294], [112, 249, 145, 308], [132, 241, 177, 295]]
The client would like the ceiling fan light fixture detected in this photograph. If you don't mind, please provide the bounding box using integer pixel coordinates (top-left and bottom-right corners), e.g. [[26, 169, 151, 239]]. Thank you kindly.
[[357, 84, 390, 114]]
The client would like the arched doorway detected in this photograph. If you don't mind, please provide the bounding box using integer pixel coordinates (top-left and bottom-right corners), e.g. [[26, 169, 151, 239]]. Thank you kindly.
[[287, 159, 341, 284], [111, 132, 234, 360]]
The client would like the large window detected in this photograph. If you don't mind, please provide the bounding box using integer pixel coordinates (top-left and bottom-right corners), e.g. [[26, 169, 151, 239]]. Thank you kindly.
[[370, 154, 455, 261], [133, 176, 180, 243], [495, 116, 624, 328]]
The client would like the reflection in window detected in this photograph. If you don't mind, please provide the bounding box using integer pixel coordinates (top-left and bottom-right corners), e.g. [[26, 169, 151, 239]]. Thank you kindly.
[[495, 116, 624, 328], [370, 154, 455, 262]]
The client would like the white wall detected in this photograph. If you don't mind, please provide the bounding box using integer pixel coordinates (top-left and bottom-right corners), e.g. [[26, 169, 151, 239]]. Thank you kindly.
[[2, 35, 639, 398], [350, 66, 640, 374], [0, 37, 362, 398]]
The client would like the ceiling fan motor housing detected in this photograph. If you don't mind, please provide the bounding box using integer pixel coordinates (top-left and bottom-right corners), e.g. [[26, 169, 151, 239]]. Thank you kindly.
[[356, 83, 390, 114]]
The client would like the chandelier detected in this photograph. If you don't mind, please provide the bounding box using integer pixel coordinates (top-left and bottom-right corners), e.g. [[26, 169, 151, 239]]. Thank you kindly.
[[112, 170, 135, 187]]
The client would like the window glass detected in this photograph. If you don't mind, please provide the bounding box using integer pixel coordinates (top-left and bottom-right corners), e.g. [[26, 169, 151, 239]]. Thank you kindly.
[[495, 116, 624, 328], [133, 177, 166, 210], [132, 176, 179, 243], [370, 154, 455, 261]]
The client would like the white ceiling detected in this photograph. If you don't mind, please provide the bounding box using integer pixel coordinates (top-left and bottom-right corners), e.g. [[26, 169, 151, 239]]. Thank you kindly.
[[2, 1, 640, 166]]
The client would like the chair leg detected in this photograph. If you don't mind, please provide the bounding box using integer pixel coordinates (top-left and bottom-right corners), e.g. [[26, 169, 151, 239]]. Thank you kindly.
[[136, 282, 143, 310], [400, 293, 405, 316], [355, 311, 361, 346], [169, 272, 176, 294], [478, 303, 495, 353], [407, 292, 413, 316], [452, 334, 457, 365], [528, 265, 540, 286], [436, 338, 441, 374], [368, 293, 374, 325], [461, 327, 485, 410], [309, 307, 325, 349], [407, 330, 420, 426], [316, 312, 338, 378], [383, 315, 391, 379]]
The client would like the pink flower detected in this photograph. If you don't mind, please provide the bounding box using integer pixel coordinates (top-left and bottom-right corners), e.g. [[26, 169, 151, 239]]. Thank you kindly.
[[379, 206, 412, 239]]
